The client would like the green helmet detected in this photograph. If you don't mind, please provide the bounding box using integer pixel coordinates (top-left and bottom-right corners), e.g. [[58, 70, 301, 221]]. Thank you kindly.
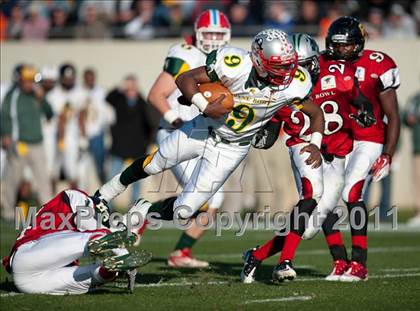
[[289, 33, 320, 82]]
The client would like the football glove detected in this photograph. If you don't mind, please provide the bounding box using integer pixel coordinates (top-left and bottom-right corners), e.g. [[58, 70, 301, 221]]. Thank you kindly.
[[349, 109, 376, 128], [177, 95, 192, 106], [90, 191, 112, 228], [251, 120, 281, 149], [171, 118, 184, 129], [251, 128, 269, 149], [370, 153, 392, 182]]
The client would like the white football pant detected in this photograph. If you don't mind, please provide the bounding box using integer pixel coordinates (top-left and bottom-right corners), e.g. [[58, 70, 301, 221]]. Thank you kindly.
[[302, 155, 346, 240], [12, 230, 119, 295], [156, 128, 224, 210], [288, 143, 324, 202], [342, 140, 383, 203], [145, 115, 249, 218]]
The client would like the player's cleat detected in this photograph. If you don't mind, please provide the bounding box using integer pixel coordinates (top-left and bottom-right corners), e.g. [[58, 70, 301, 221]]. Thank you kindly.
[[88, 230, 137, 256], [240, 248, 261, 284], [103, 250, 152, 272], [340, 261, 368, 282], [272, 260, 297, 283], [167, 248, 209, 268], [325, 260, 349, 281]]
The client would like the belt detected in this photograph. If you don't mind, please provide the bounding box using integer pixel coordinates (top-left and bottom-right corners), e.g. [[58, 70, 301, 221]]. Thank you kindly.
[[208, 128, 250, 146]]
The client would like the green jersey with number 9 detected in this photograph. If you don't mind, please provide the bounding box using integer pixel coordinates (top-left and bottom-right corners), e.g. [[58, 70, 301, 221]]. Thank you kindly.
[[205, 46, 313, 142]]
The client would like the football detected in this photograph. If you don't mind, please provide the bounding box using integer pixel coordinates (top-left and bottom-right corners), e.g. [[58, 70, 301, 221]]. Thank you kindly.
[[198, 82, 234, 111]]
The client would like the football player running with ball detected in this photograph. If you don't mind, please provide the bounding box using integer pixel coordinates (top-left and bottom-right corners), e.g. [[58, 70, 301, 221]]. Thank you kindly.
[[148, 9, 230, 269], [95, 29, 324, 245], [2, 190, 151, 295], [241, 32, 376, 283]]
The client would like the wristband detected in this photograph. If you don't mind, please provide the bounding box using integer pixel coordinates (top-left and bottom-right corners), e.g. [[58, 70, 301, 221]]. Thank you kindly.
[[191, 92, 209, 112], [163, 109, 178, 124], [310, 132, 322, 149]]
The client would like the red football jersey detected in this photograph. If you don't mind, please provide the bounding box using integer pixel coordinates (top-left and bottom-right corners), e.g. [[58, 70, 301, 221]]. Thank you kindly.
[[276, 55, 357, 157], [11, 189, 105, 253], [351, 49, 400, 143]]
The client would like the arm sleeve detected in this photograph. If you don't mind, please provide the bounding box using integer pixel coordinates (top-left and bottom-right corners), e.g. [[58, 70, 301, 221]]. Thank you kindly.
[[163, 57, 190, 79], [378, 54, 400, 92], [41, 98, 54, 120], [0, 94, 12, 136]]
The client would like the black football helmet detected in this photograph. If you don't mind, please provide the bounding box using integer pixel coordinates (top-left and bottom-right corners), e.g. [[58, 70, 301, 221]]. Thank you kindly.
[[325, 16, 366, 61]]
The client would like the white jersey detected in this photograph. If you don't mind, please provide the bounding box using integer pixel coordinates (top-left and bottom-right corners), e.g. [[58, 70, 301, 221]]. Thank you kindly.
[[205, 46, 312, 142], [160, 43, 206, 129]]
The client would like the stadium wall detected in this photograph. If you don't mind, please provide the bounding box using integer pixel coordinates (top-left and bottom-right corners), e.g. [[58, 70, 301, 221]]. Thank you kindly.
[[1, 39, 419, 210]]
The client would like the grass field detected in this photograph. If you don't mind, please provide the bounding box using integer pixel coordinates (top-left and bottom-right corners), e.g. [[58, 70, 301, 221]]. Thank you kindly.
[[1, 220, 420, 310]]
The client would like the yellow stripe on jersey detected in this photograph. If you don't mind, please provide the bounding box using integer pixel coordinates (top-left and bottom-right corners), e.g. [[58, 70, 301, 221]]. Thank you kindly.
[[143, 149, 158, 169], [173, 62, 190, 79]]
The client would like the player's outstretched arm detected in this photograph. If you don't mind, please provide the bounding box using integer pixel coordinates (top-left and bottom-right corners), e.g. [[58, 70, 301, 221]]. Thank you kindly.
[[176, 67, 229, 118], [300, 99, 324, 168]]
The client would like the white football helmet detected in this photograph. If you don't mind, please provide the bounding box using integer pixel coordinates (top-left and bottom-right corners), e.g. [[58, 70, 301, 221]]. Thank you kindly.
[[289, 33, 320, 81], [251, 29, 298, 88]]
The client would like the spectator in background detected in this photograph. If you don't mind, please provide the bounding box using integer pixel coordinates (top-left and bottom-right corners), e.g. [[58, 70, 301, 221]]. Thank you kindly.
[[155, 2, 188, 35], [124, 0, 156, 40], [46, 63, 85, 188], [48, 6, 73, 39], [318, 4, 343, 37], [79, 68, 112, 184], [6, 5, 24, 40], [228, 0, 255, 26], [75, 5, 109, 39], [106, 75, 156, 205], [404, 86, 420, 227], [364, 8, 384, 39], [39, 65, 58, 191], [383, 3, 417, 38], [296, 0, 320, 36], [40, 65, 58, 95], [265, 1, 295, 32], [22, 3, 49, 41], [0, 65, 53, 221]]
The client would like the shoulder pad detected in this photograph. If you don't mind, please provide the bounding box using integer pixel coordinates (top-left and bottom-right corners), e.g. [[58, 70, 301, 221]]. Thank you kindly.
[[206, 46, 252, 83], [288, 66, 313, 102]]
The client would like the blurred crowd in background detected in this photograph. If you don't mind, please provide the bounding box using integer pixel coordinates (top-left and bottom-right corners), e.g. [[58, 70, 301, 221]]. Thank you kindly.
[[0, 62, 160, 220], [1, 0, 420, 40]]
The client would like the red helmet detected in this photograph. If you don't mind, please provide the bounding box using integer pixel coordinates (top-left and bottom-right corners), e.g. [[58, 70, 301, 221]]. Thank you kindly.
[[194, 9, 231, 54]]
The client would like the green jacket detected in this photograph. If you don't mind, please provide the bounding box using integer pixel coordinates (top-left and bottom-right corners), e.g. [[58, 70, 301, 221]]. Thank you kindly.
[[403, 91, 420, 154], [1, 87, 53, 144]]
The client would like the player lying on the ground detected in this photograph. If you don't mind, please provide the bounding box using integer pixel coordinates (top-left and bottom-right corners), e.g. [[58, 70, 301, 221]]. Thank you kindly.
[[147, 9, 230, 268], [2, 189, 151, 295], [94, 29, 324, 247], [241, 30, 377, 283]]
